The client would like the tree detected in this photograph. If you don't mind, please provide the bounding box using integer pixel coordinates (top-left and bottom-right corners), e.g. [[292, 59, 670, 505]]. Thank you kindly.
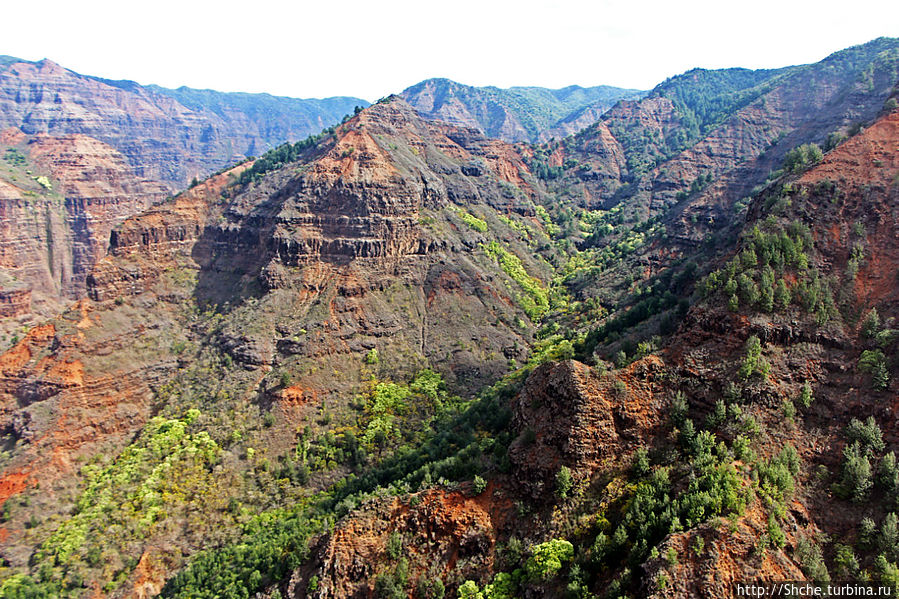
[[858, 350, 889, 390], [775, 279, 791, 310], [862, 308, 881, 338], [739, 336, 769, 379], [458, 580, 482, 599], [525, 539, 574, 580], [556, 466, 573, 498], [846, 416, 885, 452], [365, 348, 380, 365], [839, 442, 873, 502]]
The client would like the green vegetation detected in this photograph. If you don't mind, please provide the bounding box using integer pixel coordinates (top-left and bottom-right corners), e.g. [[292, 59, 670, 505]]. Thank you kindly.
[[454, 207, 489, 233], [482, 241, 549, 320], [163, 501, 326, 598], [739, 336, 770, 379], [701, 218, 838, 322], [3, 148, 26, 167], [592, 430, 749, 575], [782, 143, 823, 173], [526, 539, 574, 580], [555, 466, 573, 498], [237, 126, 338, 185], [365, 347, 380, 365], [5, 411, 221, 596], [797, 382, 814, 409], [859, 350, 890, 390]]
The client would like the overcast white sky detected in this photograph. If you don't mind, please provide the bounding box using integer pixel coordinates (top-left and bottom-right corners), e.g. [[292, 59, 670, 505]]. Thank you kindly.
[[3, 0, 897, 101]]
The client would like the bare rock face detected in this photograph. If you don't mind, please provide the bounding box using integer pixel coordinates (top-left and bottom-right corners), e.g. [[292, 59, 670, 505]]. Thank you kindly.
[[299, 488, 505, 599], [0, 56, 365, 325], [0, 130, 166, 319], [641, 505, 807, 598], [0, 289, 30, 318], [86, 99, 545, 393], [509, 358, 665, 498]]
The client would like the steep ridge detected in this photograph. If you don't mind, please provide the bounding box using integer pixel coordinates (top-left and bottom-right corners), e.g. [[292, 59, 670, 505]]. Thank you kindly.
[[544, 38, 898, 230], [0, 56, 366, 334], [0, 56, 367, 190], [0, 99, 563, 595], [637, 105, 899, 597], [533, 37, 899, 331], [87, 98, 549, 391], [401, 78, 644, 143]]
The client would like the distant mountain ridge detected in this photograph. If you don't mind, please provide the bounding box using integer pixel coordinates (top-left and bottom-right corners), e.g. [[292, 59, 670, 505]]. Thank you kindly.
[[0, 55, 369, 190], [401, 78, 645, 142]]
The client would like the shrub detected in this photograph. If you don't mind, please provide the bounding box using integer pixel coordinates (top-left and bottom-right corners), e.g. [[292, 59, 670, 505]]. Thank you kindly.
[[670, 392, 689, 427], [881, 513, 899, 559], [526, 539, 574, 580], [876, 555, 899, 594], [797, 383, 814, 409], [846, 417, 885, 453], [386, 532, 403, 560], [839, 442, 873, 502], [862, 309, 881, 338], [782, 399, 796, 421], [794, 536, 830, 583], [458, 580, 481, 599], [416, 577, 445, 599], [861, 517, 878, 546], [859, 350, 890, 390], [556, 466, 573, 498], [472, 475, 487, 495], [879, 452, 899, 493], [739, 336, 769, 379], [783, 144, 823, 173], [825, 131, 848, 152], [632, 448, 651, 477], [834, 544, 860, 578], [483, 572, 515, 599], [365, 348, 380, 365], [767, 514, 786, 548], [280, 370, 292, 387], [455, 208, 489, 233]]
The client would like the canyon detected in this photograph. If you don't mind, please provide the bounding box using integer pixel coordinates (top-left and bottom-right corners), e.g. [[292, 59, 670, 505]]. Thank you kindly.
[[0, 37, 898, 599]]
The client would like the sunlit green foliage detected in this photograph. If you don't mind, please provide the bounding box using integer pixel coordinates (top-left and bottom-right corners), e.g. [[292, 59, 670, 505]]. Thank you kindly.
[[454, 207, 489, 233], [525, 539, 574, 580], [163, 500, 327, 598], [701, 220, 834, 319], [739, 336, 770, 379], [483, 241, 549, 320], [7, 411, 220, 596]]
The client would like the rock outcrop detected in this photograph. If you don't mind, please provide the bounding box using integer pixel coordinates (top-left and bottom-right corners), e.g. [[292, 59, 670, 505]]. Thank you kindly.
[[509, 359, 664, 498], [0, 130, 167, 321]]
